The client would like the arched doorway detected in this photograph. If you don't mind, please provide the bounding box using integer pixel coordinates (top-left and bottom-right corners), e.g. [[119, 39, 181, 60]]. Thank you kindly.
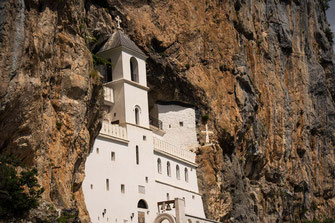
[[137, 199, 148, 223], [154, 213, 176, 223]]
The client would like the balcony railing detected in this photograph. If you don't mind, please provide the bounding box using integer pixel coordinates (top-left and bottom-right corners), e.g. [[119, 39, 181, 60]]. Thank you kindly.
[[103, 86, 114, 104], [150, 116, 163, 130], [153, 137, 196, 164], [100, 120, 127, 141]]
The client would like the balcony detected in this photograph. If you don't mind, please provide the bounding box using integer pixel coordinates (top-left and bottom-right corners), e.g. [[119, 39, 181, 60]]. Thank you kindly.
[[150, 116, 163, 130], [100, 120, 128, 142], [103, 86, 114, 105], [153, 137, 196, 164]]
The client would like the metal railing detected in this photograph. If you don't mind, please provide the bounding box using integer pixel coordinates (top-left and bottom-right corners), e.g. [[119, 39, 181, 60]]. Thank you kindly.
[[100, 120, 127, 141], [150, 116, 163, 130], [153, 137, 196, 163]]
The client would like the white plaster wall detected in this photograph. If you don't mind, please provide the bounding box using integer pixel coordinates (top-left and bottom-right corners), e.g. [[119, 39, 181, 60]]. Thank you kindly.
[[157, 105, 198, 149], [122, 51, 147, 86], [124, 83, 149, 128], [154, 153, 201, 197], [108, 82, 125, 124], [83, 124, 158, 223]]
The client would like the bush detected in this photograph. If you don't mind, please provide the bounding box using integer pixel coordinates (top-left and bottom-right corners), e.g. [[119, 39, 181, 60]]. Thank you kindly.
[[319, 0, 331, 11], [201, 114, 209, 124], [325, 27, 334, 46], [0, 154, 44, 220]]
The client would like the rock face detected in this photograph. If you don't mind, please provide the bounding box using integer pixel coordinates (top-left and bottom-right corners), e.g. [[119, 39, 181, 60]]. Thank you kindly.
[[0, 0, 102, 222], [1, 0, 335, 222]]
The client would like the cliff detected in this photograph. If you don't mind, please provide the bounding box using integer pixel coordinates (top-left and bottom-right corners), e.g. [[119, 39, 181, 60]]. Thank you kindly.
[[1, 0, 335, 222]]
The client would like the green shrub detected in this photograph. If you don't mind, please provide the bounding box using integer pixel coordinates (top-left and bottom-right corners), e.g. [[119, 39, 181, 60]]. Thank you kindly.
[[0, 154, 44, 220], [325, 27, 334, 45], [92, 54, 112, 66], [319, 0, 331, 11], [201, 114, 209, 124]]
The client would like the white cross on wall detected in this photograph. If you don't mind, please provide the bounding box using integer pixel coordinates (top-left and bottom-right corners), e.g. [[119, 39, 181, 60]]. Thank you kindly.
[[201, 124, 213, 144], [116, 16, 122, 29]]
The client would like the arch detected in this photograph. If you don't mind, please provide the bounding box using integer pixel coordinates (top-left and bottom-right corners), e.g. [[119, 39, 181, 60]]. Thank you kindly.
[[106, 59, 113, 82], [134, 106, 141, 125], [187, 220, 192, 223], [130, 57, 139, 82], [154, 213, 176, 223], [157, 158, 162, 174], [167, 162, 171, 177], [196, 221, 200, 223], [176, 165, 180, 180], [137, 199, 148, 209], [184, 168, 189, 182]]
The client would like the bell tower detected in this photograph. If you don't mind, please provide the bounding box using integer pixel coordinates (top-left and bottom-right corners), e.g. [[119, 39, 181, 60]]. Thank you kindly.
[[96, 30, 149, 128]]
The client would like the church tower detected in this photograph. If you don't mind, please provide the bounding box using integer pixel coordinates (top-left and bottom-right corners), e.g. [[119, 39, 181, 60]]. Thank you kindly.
[[97, 30, 149, 128]]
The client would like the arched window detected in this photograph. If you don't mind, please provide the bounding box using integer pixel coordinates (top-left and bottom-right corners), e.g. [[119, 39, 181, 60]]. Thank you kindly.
[[157, 158, 162, 174], [130, 57, 139, 82], [137, 199, 148, 209], [176, 165, 180, 180], [167, 162, 171, 177], [184, 168, 188, 182], [106, 59, 113, 82], [187, 219, 192, 223], [135, 106, 140, 125], [136, 146, 139, 165]]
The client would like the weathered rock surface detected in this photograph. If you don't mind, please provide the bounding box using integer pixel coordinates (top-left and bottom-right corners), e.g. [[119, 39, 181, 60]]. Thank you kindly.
[[1, 0, 335, 222], [0, 0, 102, 222]]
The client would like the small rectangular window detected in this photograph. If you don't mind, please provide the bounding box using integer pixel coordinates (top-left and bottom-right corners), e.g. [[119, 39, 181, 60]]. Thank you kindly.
[[138, 185, 145, 194], [145, 177, 148, 183], [90, 184, 93, 189], [121, 184, 125, 193], [166, 193, 170, 200], [143, 135, 146, 141], [96, 148, 99, 154], [179, 121, 183, 127], [136, 146, 139, 165], [111, 152, 115, 161], [106, 179, 109, 191]]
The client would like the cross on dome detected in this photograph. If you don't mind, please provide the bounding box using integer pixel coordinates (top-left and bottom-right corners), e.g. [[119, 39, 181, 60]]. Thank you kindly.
[[201, 124, 213, 144], [116, 16, 122, 29]]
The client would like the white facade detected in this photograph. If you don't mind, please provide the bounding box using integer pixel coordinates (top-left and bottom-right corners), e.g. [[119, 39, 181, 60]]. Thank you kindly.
[[83, 31, 214, 223], [157, 104, 199, 150]]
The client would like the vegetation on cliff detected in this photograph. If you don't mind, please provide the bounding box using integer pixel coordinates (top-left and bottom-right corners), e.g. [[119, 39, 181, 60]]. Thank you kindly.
[[0, 154, 43, 220]]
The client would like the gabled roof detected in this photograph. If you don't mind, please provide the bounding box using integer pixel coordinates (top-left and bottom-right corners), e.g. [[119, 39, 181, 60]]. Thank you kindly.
[[98, 30, 146, 56]]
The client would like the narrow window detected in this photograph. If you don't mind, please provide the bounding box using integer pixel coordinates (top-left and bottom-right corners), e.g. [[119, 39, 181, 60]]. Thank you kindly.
[[90, 184, 93, 189], [157, 158, 162, 174], [192, 195, 195, 199], [176, 165, 180, 180], [169, 124, 171, 128], [145, 177, 148, 183], [121, 184, 125, 193], [96, 147, 99, 154], [179, 121, 183, 127], [184, 168, 188, 182], [130, 57, 138, 82], [166, 193, 170, 200], [111, 152, 115, 161], [143, 135, 146, 141], [167, 162, 171, 177], [136, 146, 139, 165], [106, 179, 109, 191], [135, 107, 140, 125], [106, 59, 113, 82]]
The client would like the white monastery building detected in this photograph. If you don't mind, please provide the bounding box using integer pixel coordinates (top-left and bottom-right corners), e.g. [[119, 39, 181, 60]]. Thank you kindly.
[[83, 30, 218, 223]]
